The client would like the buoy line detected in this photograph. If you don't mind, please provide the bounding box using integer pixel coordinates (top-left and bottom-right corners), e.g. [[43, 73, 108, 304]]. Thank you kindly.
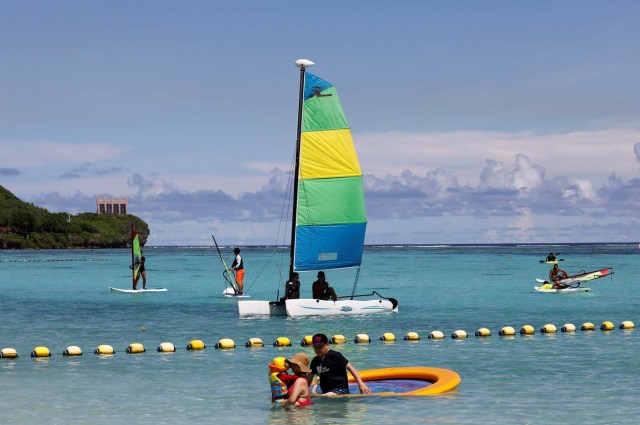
[[1, 320, 635, 359]]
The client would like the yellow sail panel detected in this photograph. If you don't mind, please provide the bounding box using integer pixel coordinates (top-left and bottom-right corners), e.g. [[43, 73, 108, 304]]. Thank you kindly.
[[300, 129, 362, 180]]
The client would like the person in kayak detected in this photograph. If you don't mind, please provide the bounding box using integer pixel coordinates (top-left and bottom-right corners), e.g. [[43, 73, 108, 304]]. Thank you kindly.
[[546, 252, 557, 262], [549, 264, 569, 288]]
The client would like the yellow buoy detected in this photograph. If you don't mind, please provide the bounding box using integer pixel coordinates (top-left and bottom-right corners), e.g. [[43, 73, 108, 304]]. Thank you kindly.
[[581, 322, 595, 331], [300, 335, 313, 346], [541, 324, 557, 334], [245, 338, 264, 348], [475, 328, 491, 337], [126, 343, 146, 354], [354, 334, 371, 343], [451, 330, 468, 339], [331, 335, 346, 344], [520, 325, 535, 335], [31, 346, 51, 358], [428, 331, 445, 339], [186, 340, 206, 350], [94, 344, 115, 355], [215, 338, 236, 349], [273, 337, 291, 347], [157, 342, 176, 352], [63, 346, 82, 356], [601, 321, 614, 331], [380, 332, 396, 342], [499, 326, 516, 336], [619, 321, 635, 330], [404, 332, 420, 341], [561, 324, 576, 333], [0, 348, 18, 358]]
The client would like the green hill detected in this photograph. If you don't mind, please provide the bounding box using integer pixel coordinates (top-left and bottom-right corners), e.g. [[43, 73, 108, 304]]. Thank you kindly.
[[0, 185, 149, 249]]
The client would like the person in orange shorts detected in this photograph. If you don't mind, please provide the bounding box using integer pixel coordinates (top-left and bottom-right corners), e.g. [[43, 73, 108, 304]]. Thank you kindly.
[[231, 248, 244, 295]]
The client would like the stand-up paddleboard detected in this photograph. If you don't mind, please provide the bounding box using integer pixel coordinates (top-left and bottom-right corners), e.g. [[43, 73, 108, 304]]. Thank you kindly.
[[109, 287, 167, 294], [223, 287, 250, 298]]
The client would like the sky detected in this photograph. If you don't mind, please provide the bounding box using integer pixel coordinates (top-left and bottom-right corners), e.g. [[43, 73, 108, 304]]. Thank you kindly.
[[2, 1, 640, 246]]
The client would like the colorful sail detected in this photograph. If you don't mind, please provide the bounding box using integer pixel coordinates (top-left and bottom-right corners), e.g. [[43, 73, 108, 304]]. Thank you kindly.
[[294, 73, 367, 271], [131, 228, 142, 283], [559, 267, 613, 285]]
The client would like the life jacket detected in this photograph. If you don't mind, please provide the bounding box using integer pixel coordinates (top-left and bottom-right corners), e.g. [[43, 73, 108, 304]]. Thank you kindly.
[[269, 360, 287, 401]]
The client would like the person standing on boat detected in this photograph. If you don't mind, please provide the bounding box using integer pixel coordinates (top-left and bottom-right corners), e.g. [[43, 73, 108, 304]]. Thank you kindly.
[[285, 272, 301, 299], [549, 264, 568, 288], [230, 248, 244, 295], [312, 271, 337, 301], [133, 255, 146, 290], [309, 333, 371, 395]]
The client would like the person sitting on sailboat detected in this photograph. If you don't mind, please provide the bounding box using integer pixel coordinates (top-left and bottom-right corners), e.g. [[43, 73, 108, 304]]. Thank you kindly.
[[312, 271, 337, 301], [285, 272, 301, 299]]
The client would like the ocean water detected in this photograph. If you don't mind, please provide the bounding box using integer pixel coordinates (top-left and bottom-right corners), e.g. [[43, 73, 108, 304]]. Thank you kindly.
[[1, 244, 639, 424]]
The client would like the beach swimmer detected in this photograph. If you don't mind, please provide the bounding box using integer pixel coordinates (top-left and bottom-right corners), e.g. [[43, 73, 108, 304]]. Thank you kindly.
[[269, 353, 313, 406], [309, 333, 371, 395]]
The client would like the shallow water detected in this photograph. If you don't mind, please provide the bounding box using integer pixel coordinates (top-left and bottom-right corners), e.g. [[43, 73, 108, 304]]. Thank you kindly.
[[1, 244, 638, 424]]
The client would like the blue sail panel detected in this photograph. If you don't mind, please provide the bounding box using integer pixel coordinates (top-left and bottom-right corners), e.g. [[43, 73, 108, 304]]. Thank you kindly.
[[294, 223, 366, 271], [304, 73, 334, 101]]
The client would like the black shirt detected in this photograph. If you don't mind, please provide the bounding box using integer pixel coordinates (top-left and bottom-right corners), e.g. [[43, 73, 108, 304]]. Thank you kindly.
[[310, 349, 349, 393]]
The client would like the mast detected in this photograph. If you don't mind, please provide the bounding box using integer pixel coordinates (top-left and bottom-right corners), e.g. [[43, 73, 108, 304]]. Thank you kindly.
[[289, 59, 315, 280]]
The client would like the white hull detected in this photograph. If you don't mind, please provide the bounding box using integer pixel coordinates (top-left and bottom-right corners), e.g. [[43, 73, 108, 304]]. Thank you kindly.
[[238, 300, 286, 316], [286, 298, 397, 317], [238, 298, 398, 317]]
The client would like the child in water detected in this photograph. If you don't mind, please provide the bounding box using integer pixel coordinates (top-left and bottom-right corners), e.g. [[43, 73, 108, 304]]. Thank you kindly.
[[269, 353, 313, 406]]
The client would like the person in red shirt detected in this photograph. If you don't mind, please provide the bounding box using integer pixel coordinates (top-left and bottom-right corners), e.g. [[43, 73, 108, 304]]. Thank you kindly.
[[269, 353, 314, 406]]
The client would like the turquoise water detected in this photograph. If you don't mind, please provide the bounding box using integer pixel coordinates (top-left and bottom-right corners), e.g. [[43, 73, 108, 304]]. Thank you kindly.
[[1, 244, 639, 424]]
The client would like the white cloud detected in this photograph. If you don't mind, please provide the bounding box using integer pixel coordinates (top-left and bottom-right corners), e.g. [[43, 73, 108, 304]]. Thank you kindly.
[[0, 140, 128, 168], [357, 129, 640, 185]]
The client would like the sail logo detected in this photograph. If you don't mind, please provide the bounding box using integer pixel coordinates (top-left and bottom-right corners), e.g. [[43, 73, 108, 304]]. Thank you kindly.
[[340, 306, 353, 312], [309, 86, 333, 98]]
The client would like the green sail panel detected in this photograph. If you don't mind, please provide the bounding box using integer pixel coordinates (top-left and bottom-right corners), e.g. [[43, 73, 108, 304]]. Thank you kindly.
[[296, 176, 366, 226], [132, 229, 142, 281], [301, 86, 349, 133]]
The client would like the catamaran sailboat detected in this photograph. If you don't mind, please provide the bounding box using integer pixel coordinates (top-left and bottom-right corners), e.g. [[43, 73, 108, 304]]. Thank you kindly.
[[238, 59, 398, 317]]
